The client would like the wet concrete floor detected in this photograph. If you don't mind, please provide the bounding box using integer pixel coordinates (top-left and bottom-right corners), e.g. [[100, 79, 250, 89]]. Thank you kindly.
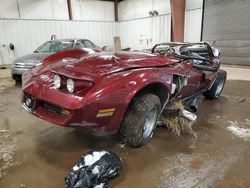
[[0, 78, 250, 188]]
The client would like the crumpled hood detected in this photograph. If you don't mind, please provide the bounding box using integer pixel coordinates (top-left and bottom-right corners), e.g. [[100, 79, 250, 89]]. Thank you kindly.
[[15, 53, 51, 65], [50, 51, 179, 78]]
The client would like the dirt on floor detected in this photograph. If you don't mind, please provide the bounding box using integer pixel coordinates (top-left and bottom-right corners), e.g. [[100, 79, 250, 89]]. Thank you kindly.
[[0, 75, 250, 187]]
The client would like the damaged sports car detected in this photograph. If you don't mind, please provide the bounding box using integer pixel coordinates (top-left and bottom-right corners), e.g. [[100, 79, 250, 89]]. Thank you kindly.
[[21, 42, 226, 147]]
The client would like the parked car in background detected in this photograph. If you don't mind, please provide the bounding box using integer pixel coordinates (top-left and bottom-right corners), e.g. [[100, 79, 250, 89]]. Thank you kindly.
[[21, 42, 226, 147], [11, 39, 101, 83]]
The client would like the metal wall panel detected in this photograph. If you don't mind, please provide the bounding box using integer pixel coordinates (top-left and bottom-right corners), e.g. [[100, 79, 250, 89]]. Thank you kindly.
[[0, 0, 19, 19], [203, 0, 250, 65], [118, 0, 171, 21], [71, 0, 114, 21], [0, 0, 113, 21], [184, 8, 202, 42], [118, 14, 171, 50], [0, 19, 117, 64], [185, 0, 203, 10], [184, 0, 203, 42]]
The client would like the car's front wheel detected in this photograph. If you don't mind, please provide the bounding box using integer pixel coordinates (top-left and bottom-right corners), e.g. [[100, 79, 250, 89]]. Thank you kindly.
[[121, 93, 161, 147]]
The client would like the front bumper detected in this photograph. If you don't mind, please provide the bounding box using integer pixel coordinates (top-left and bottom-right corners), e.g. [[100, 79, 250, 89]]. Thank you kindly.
[[21, 90, 119, 133], [11, 61, 35, 79], [12, 67, 29, 75], [11, 67, 29, 81]]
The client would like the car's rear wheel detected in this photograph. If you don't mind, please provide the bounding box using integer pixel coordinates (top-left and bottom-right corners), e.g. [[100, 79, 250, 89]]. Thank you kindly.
[[203, 70, 227, 99], [120, 93, 161, 147]]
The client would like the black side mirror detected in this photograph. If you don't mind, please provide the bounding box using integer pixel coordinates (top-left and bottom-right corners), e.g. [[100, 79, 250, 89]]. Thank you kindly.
[[9, 43, 14, 50]]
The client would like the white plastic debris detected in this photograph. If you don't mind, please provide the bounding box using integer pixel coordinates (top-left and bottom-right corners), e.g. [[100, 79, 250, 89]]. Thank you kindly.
[[73, 164, 83, 171], [84, 151, 107, 166], [94, 183, 105, 188], [92, 165, 100, 174], [72, 151, 107, 171]]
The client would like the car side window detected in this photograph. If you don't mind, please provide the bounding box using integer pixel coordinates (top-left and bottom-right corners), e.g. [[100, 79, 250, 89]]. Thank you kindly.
[[84, 40, 95, 49], [75, 40, 86, 48]]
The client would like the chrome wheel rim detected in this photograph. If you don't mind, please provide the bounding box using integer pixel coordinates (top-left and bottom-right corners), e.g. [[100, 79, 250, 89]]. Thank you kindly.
[[215, 79, 224, 96], [143, 107, 158, 139]]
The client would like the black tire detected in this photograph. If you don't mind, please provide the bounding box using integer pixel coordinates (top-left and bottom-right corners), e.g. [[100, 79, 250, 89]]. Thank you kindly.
[[120, 93, 161, 147], [203, 70, 227, 99], [14, 78, 21, 84], [13, 75, 22, 84]]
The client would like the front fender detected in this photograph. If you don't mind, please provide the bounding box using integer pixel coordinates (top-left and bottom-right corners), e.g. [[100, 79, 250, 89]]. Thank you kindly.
[[84, 68, 172, 132]]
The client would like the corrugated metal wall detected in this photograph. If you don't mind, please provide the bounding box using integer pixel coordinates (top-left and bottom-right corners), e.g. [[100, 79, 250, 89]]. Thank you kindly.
[[203, 0, 250, 65], [72, 0, 114, 21], [119, 14, 171, 50], [0, 19, 117, 65], [0, 0, 114, 21], [184, 0, 203, 42]]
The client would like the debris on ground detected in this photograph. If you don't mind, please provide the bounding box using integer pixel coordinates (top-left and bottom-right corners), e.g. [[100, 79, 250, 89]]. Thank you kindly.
[[238, 98, 246, 103], [65, 150, 122, 188], [161, 101, 197, 137], [227, 120, 250, 141], [0, 129, 20, 179]]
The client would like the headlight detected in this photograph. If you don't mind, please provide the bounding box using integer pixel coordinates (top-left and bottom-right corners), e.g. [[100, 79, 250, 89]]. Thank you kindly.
[[67, 78, 74, 93], [53, 74, 61, 89]]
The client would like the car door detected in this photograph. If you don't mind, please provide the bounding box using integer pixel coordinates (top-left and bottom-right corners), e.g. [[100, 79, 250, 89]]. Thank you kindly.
[[173, 60, 204, 99]]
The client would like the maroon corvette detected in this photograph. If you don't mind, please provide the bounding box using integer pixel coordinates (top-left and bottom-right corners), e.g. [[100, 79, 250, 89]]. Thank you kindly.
[[21, 42, 226, 147]]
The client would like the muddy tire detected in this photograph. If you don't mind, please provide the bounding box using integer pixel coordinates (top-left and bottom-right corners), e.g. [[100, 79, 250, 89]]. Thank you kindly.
[[121, 93, 161, 147], [203, 70, 227, 99]]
